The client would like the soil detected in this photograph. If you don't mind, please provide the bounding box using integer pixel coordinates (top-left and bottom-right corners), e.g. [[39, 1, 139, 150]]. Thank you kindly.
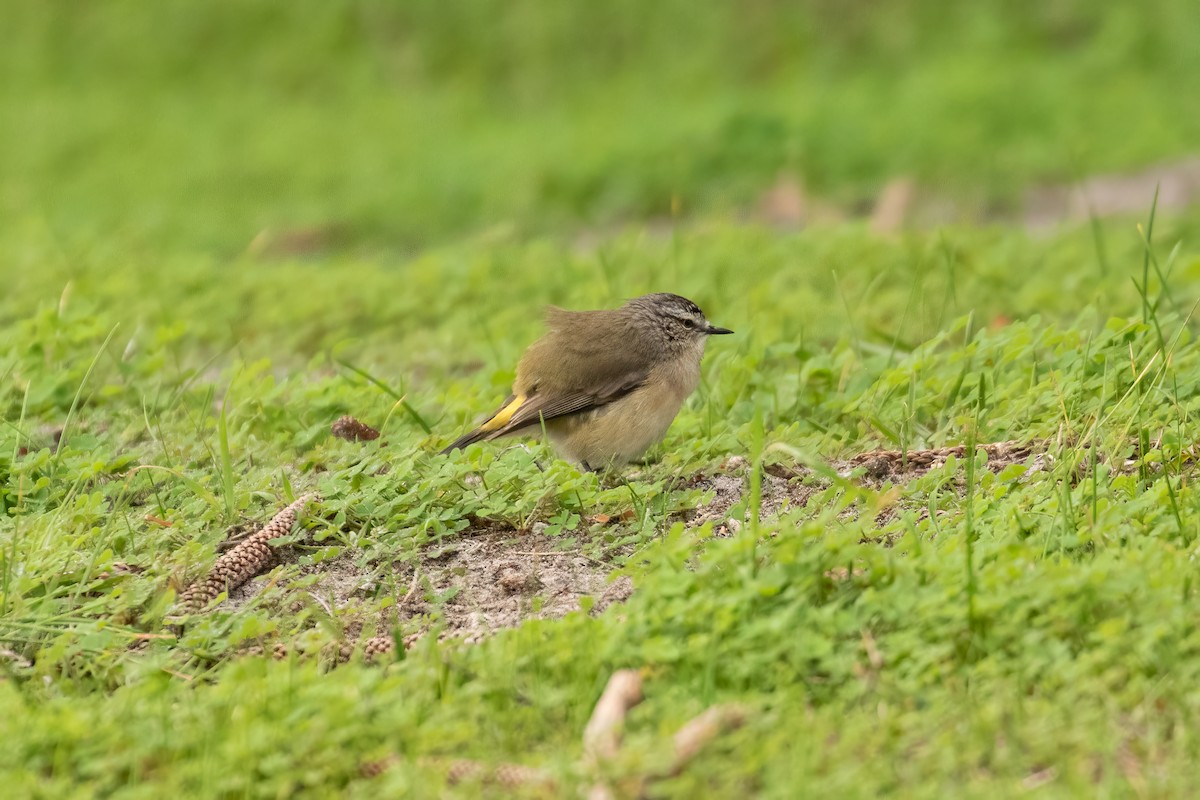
[[222, 527, 634, 650], [205, 439, 1050, 660]]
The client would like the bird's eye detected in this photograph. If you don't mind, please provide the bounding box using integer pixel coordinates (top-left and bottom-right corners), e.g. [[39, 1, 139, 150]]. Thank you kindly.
[[682, 317, 696, 328]]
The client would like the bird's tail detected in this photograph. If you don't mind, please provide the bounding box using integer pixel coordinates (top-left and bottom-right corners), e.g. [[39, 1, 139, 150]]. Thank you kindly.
[[440, 394, 525, 454], [439, 426, 495, 454]]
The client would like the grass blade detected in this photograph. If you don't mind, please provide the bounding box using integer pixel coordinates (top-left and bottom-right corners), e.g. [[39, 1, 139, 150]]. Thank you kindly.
[[337, 358, 432, 434]]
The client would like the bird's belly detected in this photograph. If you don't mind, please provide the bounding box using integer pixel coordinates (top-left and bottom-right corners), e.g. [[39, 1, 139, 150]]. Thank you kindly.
[[545, 380, 692, 467]]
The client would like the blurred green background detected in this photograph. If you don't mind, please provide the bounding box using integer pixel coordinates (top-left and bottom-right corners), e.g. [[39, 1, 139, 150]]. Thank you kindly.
[[4, 0, 1199, 254]]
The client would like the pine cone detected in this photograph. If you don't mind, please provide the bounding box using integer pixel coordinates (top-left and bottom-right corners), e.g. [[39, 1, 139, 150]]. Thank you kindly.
[[331, 416, 380, 442], [362, 636, 396, 661], [178, 494, 316, 613], [240, 642, 290, 660], [360, 757, 398, 778], [444, 759, 552, 788]]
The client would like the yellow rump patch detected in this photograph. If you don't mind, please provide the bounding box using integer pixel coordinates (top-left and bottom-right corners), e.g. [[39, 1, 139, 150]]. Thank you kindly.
[[480, 394, 527, 432]]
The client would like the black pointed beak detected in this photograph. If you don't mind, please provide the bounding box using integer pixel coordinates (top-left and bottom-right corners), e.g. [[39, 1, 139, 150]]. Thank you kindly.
[[705, 324, 734, 335]]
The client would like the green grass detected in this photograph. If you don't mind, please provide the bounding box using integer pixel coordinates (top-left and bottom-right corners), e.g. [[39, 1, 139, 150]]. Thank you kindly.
[[5, 214, 1200, 795], [4, 0, 1200, 251], [7, 1, 1200, 796]]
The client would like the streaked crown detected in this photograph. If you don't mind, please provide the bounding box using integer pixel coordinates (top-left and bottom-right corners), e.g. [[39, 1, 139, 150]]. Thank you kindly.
[[622, 292, 732, 344]]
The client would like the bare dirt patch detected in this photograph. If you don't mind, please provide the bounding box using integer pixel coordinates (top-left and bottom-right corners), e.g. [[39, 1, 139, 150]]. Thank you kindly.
[[685, 440, 1045, 534], [398, 529, 633, 642], [687, 464, 824, 534], [845, 440, 1039, 483], [217, 524, 632, 654], [1022, 157, 1200, 230], [700, 157, 1200, 239], [184, 440, 1049, 662]]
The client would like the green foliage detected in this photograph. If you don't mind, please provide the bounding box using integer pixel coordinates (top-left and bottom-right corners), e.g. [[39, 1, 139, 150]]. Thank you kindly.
[[4, 0, 1200, 250], [5, 1, 1200, 795], [3, 213, 1200, 793]]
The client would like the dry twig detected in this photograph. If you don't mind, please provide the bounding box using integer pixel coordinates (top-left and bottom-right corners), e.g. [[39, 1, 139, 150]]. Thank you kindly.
[[583, 669, 644, 763], [357, 667, 747, 795], [584, 669, 644, 800], [848, 439, 1035, 478], [667, 704, 748, 777]]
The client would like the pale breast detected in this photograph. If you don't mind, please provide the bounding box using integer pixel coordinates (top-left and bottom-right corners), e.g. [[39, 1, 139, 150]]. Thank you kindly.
[[545, 354, 702, 467]]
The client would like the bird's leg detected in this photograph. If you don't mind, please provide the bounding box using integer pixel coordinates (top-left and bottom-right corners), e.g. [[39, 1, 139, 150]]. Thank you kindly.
[[631, 449, 660, 468]]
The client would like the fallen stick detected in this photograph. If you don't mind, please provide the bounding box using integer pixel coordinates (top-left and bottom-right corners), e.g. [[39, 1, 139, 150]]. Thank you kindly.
[[357, 669, 745, 797], [583, 669, 644, 762], [667, 704, 748, 776], [584, 669, 644, 800]]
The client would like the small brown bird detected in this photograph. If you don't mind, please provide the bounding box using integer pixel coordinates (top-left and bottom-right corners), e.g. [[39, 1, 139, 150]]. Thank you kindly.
[[442, 293, 733, 470]]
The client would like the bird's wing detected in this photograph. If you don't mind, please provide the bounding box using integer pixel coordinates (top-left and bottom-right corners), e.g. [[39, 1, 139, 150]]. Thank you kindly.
[[440, 369, 647, 453], [503, 369, 647, 430], [441, 308, 652, 453], [511, 307, 653, 419]]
